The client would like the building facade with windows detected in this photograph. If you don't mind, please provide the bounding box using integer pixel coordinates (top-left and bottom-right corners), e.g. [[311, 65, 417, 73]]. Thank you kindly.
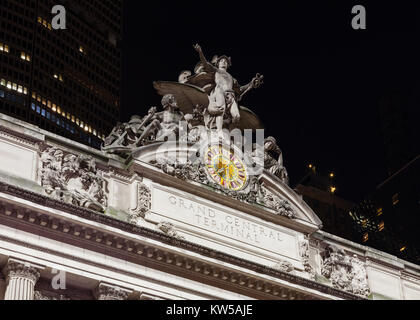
[[0, 0, 123, 148]]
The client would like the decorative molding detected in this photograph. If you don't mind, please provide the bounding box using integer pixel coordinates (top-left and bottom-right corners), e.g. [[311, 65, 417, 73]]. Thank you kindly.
[[0, 184, 365, 300], [0, 125, 43, 147], [34, 291, 70, 300], [273, 261, 295, 273], [157, 221, 185, 240], [95, 283, 132, 300]]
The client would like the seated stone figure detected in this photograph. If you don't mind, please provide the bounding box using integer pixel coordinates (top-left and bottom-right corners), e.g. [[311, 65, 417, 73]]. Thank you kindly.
[[263, 137, 289, 185], [102, 95, 184, 156]]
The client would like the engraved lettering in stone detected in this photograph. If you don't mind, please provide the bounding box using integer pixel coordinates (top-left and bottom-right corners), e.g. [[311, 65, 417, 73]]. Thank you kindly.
[[166, 194, 284, 246]]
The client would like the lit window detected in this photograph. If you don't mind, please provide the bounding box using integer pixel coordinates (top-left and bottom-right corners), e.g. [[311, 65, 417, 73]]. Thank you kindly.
[[5, 45, 9, 53], [79, 46, 85, 53], [377, 208, 383, 216], [32, 92, 36, 99], [47, 101, 51, 108], [57, 106, 61, 114], [71, 115, 75, 123], [378, 221, 385, 232], [52, 104, 57, 112], [42, 98, 46, 106], [12, 83, 17, 91], [362, 219, 368, 228], [37, 17, 42, 23], [17, 85, 23, 93], [392, 193, 400, 205], [330, 186, 337, 194], [330, 173, 335, 178], [362, 233, 369, 243], [0, 79, 5, 86], [66, 113, 71, 120], [76, 118, 80, 125], [53, 74, 58, 79], [23, 87, 28, 95], [6, 81, 12, 89], [400, 246, 407, 252]]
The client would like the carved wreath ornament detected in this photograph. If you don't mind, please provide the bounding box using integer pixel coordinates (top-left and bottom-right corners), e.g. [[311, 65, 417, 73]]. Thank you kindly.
[[39, 147, 108, 212], [321, 245, 370, 297]]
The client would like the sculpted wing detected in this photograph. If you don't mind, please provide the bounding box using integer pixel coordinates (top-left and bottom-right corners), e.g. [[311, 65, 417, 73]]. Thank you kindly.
[[237, 106, 265, 130], [186, 72, 216, 95], [153, 81, 209, 115]]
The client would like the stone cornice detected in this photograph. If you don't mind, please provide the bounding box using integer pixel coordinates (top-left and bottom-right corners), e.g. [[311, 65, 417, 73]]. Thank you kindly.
[[0, 181, 364, 300], [0, 125, 44, 146]]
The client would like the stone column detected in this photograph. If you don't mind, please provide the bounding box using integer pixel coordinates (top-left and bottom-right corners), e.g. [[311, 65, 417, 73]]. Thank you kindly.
[[95, 283, 132, 300], [2, 259, 44, 300]]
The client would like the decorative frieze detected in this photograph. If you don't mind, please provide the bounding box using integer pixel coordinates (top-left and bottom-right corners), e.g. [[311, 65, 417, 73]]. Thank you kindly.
[[321, 245, 370, 298], [39, 147, 108, 212]]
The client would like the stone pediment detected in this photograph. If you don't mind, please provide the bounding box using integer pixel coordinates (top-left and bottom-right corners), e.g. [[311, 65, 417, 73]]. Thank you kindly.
[[129, 141, 322, 234]]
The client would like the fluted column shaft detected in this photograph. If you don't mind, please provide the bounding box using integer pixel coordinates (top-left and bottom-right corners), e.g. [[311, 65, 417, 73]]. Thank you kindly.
[[3, 259, 44, 300]]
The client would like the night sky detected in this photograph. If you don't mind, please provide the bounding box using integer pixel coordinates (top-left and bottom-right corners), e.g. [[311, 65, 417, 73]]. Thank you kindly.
[[122, 1, 419, 202]]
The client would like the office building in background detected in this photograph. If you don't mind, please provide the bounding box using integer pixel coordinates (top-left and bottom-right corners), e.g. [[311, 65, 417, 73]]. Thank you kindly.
[[0, 0, 123, 148]]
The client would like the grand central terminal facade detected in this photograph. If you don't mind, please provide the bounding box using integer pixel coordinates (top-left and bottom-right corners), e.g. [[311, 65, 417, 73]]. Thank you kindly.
[[0, 45, 419, 300]]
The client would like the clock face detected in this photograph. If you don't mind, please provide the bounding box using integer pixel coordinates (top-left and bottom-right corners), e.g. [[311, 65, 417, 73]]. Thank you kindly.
[[204, 145, 248, 191]]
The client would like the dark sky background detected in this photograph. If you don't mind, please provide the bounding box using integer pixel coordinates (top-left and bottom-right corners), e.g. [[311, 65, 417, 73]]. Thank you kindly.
[[121, 1, 419, 203]]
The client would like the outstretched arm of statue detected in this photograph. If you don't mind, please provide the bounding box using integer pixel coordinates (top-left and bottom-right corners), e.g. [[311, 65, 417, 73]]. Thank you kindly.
[[237, 74, 264, 101], [193, 44, 215, 72], [193, 44, 207, 63]]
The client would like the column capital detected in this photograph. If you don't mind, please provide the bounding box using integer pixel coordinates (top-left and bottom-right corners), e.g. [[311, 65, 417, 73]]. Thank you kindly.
[[3, 258, 45, 284], [95, 282, 132, 300]]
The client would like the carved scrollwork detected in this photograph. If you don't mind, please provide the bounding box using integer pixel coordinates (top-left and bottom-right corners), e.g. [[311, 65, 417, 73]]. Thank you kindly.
[[129, 181, 151, 224], [39, 147, 108, 212], [299, 239, 316, 280]]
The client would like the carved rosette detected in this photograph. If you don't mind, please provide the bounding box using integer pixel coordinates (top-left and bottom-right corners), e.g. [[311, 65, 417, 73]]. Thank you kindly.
[[321, 245, 370, 297], [129, 181, 151, 224], [39, 147, 108, 212], [95, 283, 132, 300]]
